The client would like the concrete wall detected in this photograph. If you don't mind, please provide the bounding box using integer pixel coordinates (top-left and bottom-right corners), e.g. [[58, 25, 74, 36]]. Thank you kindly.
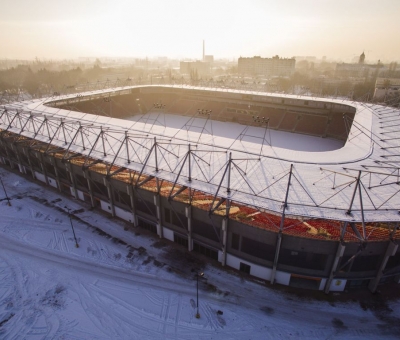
[[163, 227, 174, 242]]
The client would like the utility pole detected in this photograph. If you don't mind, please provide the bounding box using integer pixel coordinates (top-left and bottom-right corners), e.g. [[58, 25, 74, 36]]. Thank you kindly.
[[66, 207, 79, 248], [196, 272, 204, 318]]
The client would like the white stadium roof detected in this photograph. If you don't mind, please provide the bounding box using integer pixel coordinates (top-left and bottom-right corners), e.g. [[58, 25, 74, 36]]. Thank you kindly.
[[2, 85, 400, 223]]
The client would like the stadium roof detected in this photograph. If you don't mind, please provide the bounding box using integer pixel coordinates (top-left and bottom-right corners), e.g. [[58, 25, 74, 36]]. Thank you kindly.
[[2, 85, 400, 223]]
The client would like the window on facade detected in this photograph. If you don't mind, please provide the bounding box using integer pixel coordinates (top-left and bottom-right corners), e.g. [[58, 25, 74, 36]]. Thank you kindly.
[[192, 219, 220, 242], [45, 162, 56, 176], [75, 174, 88, 189], [164, 207, 171, 223], [386, 251, 400, 270], [138, 217, 157, 234], [193, 242, 218, 260], [239, 262, 251, 274], [58, 168, 68, 181], [279, 249, 328, 270], [231, 233, 240, 250], [91, 181, 108, 196], [114, 191, 131, 207], [135, 197, 156, 216], [241, 237, 275, 261], [351, 255, 381, 272], [338, 255, 352, 273], [174, 234, 188, 248], [172, 212, 187, 229]]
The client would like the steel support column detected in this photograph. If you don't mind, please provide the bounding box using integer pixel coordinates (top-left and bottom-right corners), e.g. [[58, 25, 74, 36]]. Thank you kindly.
[[66, 161, 79, 199], [3, 143, 15, 170], [221, 190, 231, 267], [368, 241, 398, 293], [324, 241, 346, 293], [104, 177, 116, 217], [83, 169, 96, 208], [154, 194, 163, 238], [12, 144, 26, 175], [127, 184, 138, 227], [38, 152, 50, 187], [24, 148, 36, 180], [270, 232, 283, 284], [221, 218, 228, 266], [270, 164, 293, 284], [346, 171, 361, 216], [186, 206, 193, 251], [51, 156, 62, 193]]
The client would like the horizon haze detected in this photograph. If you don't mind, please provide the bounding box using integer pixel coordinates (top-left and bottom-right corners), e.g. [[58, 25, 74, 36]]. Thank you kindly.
[[1, 0, 399, 62]]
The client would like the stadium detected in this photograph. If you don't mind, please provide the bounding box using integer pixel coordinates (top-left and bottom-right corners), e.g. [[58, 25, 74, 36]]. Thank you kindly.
[[1, 85, 400, 293]]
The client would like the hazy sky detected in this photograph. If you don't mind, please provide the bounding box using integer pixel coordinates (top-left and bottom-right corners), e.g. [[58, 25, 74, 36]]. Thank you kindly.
[[1, 0, 399, 62]]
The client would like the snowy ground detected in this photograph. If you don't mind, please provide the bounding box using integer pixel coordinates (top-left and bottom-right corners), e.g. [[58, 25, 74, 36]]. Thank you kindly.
[[0, 168, 400, 339]]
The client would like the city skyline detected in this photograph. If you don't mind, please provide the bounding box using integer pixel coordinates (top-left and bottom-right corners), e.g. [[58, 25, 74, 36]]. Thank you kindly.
[[1, 0, 399, 62]]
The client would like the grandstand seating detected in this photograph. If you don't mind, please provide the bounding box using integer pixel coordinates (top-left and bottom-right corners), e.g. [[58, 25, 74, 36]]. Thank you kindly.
[[295, 115, 328, 136], [259, 107, 285, 128], [326, 113, 349, 140], [278, 111, 299, 131], [202, 101, 226, 115], [203, 102, 226, 121], [59, 90, 352, 146], [167, 98, 197, 115]]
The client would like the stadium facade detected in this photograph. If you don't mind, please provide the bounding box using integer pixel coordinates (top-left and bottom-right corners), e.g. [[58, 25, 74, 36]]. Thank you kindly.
[[1, 85, 399, 293]]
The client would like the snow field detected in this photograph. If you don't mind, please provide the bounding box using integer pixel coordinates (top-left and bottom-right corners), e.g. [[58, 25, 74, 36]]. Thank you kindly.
[[0, 169, 400, 339]]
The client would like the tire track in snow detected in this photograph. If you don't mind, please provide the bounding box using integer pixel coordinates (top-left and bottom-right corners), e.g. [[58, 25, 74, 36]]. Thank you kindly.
[[0, 258, 29, 340], [86, 283, 169, 339], [2, 233, 388, 339], [1, 190, 396, 340], [54, 230, 63, 252], [0, 255, 64, 340], [203, 303, 221, 330], [74, 283, 118, 338], [0, 234, 196, 298], [25, 314, 49, 339], [48, 230, 56, 250], [62, 230, 70, 253], [1, 215, 66, 227], [162, 295, 171, 335], [142, 289, 164, 309], [0, 257, 14, 296], [2, 215, 128, 270], [173, 295, 181, 336], [92, 281, 205, 338], [88, 283, 221, 339]]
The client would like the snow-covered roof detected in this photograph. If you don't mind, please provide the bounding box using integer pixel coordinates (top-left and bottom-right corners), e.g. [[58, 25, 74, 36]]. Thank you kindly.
[[2, 85, 400, 223]]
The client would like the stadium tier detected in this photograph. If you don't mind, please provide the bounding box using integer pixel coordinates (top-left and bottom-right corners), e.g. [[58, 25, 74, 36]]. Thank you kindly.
[[1, 85, 399, 292]]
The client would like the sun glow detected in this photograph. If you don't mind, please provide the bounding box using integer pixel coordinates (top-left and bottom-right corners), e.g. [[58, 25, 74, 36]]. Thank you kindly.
[[0, 0, 399, 60]]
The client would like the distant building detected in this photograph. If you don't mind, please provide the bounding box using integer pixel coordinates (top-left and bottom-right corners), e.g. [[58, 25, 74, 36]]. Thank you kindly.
[[336, 52, 385, 78], [238, 55, 295, 77], [373, 78, 400, 100], [180, 61, 211, 78], [294, 56, 317, 62], [203, 55, 214, 63], [359, 51, 365, 64], [201, 40, 214, 64]]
